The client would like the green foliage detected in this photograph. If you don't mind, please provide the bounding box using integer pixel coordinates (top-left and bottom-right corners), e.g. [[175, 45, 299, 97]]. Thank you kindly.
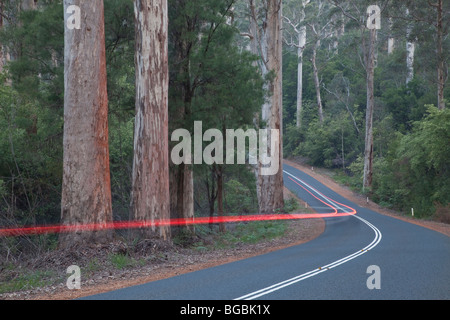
[[283, 197, 300, 213], [169, 0, 265, 222], [0, 0, 448, 259], [109, 253, 141, 270], [224, 179, 257, 214], [0, 267, 58, 294], [236, 221, 287, 244], [371, 106, 450, 216], [281, 0, 449, 220], [215, 221, 288, 248], [283, 123, 304, 157], [296, 112, 361, 168], [0, 1, 65, 233], [0, 0, 138, 229], [1, 1, 64, 105], [0, 71, 62, 226]]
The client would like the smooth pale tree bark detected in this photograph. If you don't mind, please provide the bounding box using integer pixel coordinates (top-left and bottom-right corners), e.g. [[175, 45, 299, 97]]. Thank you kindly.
[[387, 18, 395, 55], [311, 37, 324, 124], [306, 0, 333, 125], [249, 0, 284, 214], [387, 38, 395, 55], [331, 1, 386, 189], [283, 0, 309, 128], [131, 0, 170, 240], [432, 0, 446, 110], [406, 38, 415, 85], [363, 28, 377, 190], [405, 9, 415, 85], [60, 0, 113, 248], [296, 26, 306, 127]]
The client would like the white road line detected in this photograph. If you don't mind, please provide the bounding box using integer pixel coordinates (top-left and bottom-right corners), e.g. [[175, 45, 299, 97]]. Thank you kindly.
[[283, 170, 346, 213], [234, 169, 382, 300]]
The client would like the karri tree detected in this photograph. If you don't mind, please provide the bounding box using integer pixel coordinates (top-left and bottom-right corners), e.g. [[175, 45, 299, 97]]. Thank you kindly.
[[246, 0, 284, 214], [131, 0, 171, 240], [60, 0, 113, 247]]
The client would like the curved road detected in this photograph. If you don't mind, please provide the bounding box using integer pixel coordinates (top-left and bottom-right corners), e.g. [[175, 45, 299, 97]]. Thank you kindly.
[[83, 164, 450, 300]]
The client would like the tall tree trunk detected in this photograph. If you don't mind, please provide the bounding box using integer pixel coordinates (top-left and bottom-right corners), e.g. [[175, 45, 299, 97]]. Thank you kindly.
[[312, 38, 324, 124], [206, 165, 217, 230], [283, 0, 309, 128], [296, 25, 306, 128], [169, 69, 195, 235], [170, 162, 194, 234], [255, 0, 284, 214], [60, 0, 112, 248], [216, 164, 226, 232], [406, 41, 415, 85], [0, 0, 4, 74], [387, 17, 395, 55], [434, 0, 446, 110], [168, 0, 196, 234], [131, 0, 170, 240], [363, 28, 376, 190], [405, 9, 415, 85]]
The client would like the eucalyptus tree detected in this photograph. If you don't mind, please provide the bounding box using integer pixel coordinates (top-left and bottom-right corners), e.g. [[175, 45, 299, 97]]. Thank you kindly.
[[130, 0, 171, 240], [283, 0, 310, 128], [240, 0, 284, 214], [388, 0, 448, 110], [60, 0, 112, 247], [330, 0, 390, 190]]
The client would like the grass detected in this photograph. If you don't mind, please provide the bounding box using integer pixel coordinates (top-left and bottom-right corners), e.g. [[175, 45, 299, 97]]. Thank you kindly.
[[109, 253, 144, 270], [0, 268, 59, 294], [194, 219, 289, 250], [282, 197, 300, 213], [231, 220, 287, 244], [183, 195, 309, 251], [84, 257, 102, 274], [327, 169, 363, 193]]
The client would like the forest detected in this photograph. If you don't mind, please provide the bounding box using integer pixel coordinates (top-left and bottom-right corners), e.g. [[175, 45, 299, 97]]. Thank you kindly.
[[0, 0, 448, 258]]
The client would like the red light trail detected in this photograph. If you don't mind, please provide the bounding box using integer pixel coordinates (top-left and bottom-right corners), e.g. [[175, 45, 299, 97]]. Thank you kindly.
[[0, 175, 356, 238]]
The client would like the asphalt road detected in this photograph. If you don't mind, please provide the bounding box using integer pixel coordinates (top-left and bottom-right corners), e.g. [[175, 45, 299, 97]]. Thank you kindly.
[[82, 163, 450, 300]]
